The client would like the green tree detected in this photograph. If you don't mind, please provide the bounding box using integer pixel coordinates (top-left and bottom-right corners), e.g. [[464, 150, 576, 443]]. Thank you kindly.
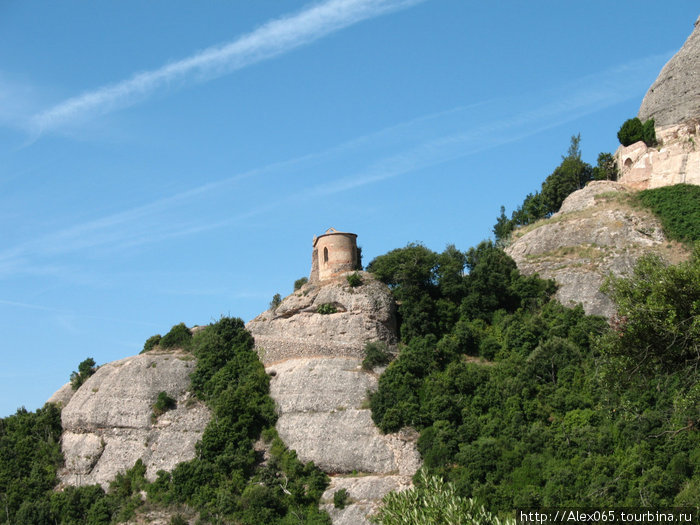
[[617, 117, 644, 146], [600, 247, 700, 378], [618, 117, 657, 147], [269, 293, 282, 311], [371, 470, 513, 525], [70, 357, 97, 390], [592, 152, 618, 181], [159, 323, 192, 349], [540, 135, 593, 216]]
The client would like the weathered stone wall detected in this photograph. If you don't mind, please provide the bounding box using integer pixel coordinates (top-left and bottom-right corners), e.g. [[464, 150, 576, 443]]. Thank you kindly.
[[616, 120, 700, 190], [311, 230, 358, 282]]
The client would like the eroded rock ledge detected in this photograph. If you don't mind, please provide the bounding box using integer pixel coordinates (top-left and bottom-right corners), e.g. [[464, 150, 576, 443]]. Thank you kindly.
[[55, 349, 210, 488], [248, 272, 398, 365], [506, 181, 689, 317], [247, 273, 419, 525]]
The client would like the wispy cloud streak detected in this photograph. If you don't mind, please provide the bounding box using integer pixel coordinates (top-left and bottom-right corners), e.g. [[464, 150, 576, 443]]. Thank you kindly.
[[0, 52, 669, 277], [29, 0, 423, 134]]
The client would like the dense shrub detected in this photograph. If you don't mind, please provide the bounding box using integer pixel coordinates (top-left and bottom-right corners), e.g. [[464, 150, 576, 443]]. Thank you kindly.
[[333, 488, 349, 509], [617, 117, 657, 147], [159, 323, 192, 349], [0, 404, 63, 523], [369, 234, 699, 512], [70, 357, 97, 390], [371, 470, 514, 525], [362, 341, 392, 370], [141, 334, 161, 353], [346, 272, 363, 287], [294, 277, 308, 290], [635, 184, 700, 243], [316, 303, 337, 314], [152, 391, 176, 419]]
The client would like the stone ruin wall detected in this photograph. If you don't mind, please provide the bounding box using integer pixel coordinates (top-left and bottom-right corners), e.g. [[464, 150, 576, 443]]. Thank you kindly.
[[616, 119, 700, 190], [311, 230, 358, 282]]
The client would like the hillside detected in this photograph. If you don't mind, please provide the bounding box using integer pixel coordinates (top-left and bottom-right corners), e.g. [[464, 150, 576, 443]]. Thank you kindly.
[[505, 181, 690, 317], [2, 12, 700, 525]]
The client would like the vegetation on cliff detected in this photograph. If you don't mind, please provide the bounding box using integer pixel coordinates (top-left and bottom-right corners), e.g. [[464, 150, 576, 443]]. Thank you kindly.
[[493, 135, 618, 243], [367, 239, 700, 515], [0, 317, 330, 524], [635, 184, 700, 244], [617, 117, 657, 147]]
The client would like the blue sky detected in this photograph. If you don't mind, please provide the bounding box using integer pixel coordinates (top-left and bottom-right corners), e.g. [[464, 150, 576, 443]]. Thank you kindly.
[[1, 1, 698, 416]]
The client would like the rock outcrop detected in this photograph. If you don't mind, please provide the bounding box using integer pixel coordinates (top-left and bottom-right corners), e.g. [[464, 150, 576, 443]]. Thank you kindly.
[[638, 16, 700, 127], [618, 16, 700, 190], [506, 181, 689, 317], [248, 273, 397, 364], [617, 119, 700, 190], [247, 272, 420, 525], [56, 349, 209, 488]]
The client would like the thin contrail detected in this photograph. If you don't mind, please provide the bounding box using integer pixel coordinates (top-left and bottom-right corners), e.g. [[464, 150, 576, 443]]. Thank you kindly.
[[1, 52, 668, 274], [29, 0, 424, 135]]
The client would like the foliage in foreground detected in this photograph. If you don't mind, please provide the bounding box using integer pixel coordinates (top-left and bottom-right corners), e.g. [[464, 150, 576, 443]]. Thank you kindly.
[[371, 470, 514, 525]]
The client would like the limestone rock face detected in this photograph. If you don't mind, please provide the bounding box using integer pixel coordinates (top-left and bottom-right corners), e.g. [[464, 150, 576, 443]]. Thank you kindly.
[[506, 181, 689, 317], [247, 272, 397, 365], [47, 382, 75, 408], [267, 357, 420, 476], [59, 349, 209, 488], [321, 475, 413, 525], [247, 274, 419, 525], [638, 17, 700, 127]]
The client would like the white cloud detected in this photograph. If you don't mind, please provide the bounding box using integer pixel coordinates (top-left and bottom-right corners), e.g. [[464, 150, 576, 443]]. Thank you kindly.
[[0, 52, 669, 277], [29, 0, 424, 135]]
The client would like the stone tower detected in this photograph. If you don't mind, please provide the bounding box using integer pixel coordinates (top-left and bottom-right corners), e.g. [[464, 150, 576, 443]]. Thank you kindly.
[[310, 228, 358, 282]]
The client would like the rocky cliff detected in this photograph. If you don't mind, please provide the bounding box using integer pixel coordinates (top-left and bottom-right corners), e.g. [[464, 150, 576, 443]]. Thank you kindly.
[[617, 118, 700, 190], [247, 272, 420, 525], [510, 17, 699, 318], [505, 181, 689, 317], [638, 16, 700, 127], [617, 16, 700, 190], [52, 349, 209, 489]]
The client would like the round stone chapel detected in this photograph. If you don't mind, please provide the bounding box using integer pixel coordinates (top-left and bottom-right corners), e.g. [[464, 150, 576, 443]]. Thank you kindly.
[[310, 228, 359, 282]]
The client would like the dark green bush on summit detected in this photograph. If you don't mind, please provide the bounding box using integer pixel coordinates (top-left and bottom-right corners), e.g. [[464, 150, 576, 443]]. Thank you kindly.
[[617, 117, 657, 147], [141, 334, 161, 353], [70, 357, 97, 390], [294, 276, 308, 290], [159, 322, 192, 349]]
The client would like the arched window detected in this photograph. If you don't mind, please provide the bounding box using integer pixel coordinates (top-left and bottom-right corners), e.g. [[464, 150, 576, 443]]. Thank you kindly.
[[323, 247, 329, 264]]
